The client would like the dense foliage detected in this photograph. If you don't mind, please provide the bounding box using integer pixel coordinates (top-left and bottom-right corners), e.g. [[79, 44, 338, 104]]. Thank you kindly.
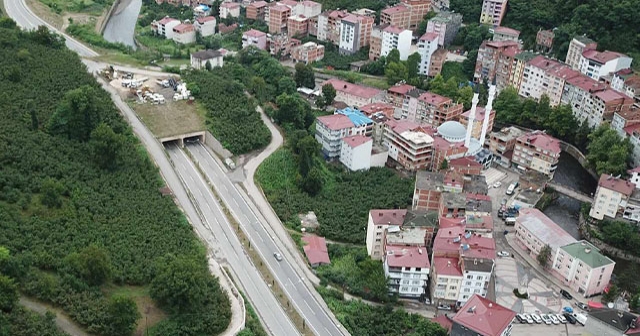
[[596, 220, 640, 258], [138, 0, 195, 27], [39, 0, 113, 14], [586, 125, 632, 176], [183, 69, 271, 154], [0, 22, 230, 335], [256, 149, 413, 243], [311, 0, 397, 12], [237, 293, 268, 336], [316, 245, 391, 302], [452, 0, 640, 66], [66, 23, 132, 53], [0, 305, 68, 336], [317, 286, 448, 336]]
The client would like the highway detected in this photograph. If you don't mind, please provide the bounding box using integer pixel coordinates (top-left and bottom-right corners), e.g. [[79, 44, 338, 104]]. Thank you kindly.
[[188, 143, 346, 336]]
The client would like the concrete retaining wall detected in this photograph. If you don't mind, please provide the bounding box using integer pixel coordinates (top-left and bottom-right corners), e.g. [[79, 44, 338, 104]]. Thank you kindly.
[[97, 0, 121, 35], [205, 131, 234, 159]]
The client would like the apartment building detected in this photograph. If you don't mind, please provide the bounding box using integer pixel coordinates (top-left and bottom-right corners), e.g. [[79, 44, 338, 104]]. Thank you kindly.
[[381, 0, 432, 31], [512, 130, 561, 177], [589, 174, 635, 220], [322, 78, 384, 107], [536, 29, 554, 52], [242, 29, 267, 50], [612, 109, 640, 138], [480, 0, 508, 27], [429, 48, 448, 77], [579, 50, 633, 81], [459, 106, 495, 140], [366, 209, 407, 259], [219, 2, 240, 19], [551, 240, 615, 297], [384, 245, 430, 298], [316, 10, 349, 43], [190, 49, 223, 70], [151, 17, 180, 39], [368, 24, 386, 61], [288, 0, 322, 17], [268, 5, 291, 34], [287, 15, 309, 37], [383, 119, 434, 171], [514, 208, 577, 259], [507, 51, 536, 90], [492, 26, 520, 43], [628, 126, 640, 172], [194, 16, 216, 37], [474, 40, 520, 85], [417, 32, 439, 76], [386, 83, 416, 107], [246, 1, 268, 21], [518, 56, 580, 106], [451, 295, 516, 336], [489, 126, 525, 168], [339, 135, 373, 171], [426, 11, 463, 47], [172, 23, 196, 44], [494, 46, 520, 91], [431, 257, 463, 305], [338, 14, 373, 55], [565, 36, 597, 70], [413, 92, 464, 127], [291, 41, 324, 64], [268, 33, 300, 57], [381, 25, 413, 61], [611, 69, 640, 102], [315, 110, 373, 159], [413, 171, 445, 211]]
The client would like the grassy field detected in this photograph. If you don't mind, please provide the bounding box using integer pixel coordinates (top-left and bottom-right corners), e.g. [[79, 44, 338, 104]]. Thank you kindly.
[[27, 0, 65, 28], [131, 99, 206, 138]]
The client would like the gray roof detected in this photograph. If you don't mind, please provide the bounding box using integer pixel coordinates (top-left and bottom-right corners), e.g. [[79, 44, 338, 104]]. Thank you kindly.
[[462, 257, 494, 273], [573, 35, 596, 45], [516, 208, 577, 250], [589, 309, 637, 332], [406, 88, 426, 98], [415, 171, 445, 191], [440, 194, 492, 214], [403, 210, 439, 228], [463, 175, 488, 195], [191, 49, 223, 60], [437, 121, 467, 141]]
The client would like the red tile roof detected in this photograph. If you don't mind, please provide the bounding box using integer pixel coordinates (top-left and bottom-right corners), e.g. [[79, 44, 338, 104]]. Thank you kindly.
[[383, 25, 405, 35], [624, 123, 640, 136], [433, 227, 496, 259], [485, 40, 520, 49], [494, 26, 520, 36], [387, 83, 416, 95], [566, 73, 608, 92], [593, 89, 626, 103], [528, 55, 564, 71], [301, 235, 330, 265], [385, 119, 421, 134], [433, 257, 462, 277], [221, 2, 241, 8], [419, 32, 439, 41], [359, 102, 395, 118], [270, 4, 291, 13], [243, 29, 267, 38], [439, 216, 465, 228], [598, 174, 634, 196], [461, 106, 494, 120], [279, 0, 299, 6], [173, 23, 194, 33], [342, 135, 371, 148], [250, 1, 268, 8], [517, 131, 561, 154], [452, 295, 516, 336], [323, 78, 383, 99], [370, 209, 407, 226], [449, 156, 482, 169], [196, 16, 216, 24], [157, 17, 178, 25], [628, 166, 640, 174], [385, 245, 430, 268], [582, 49, 627, 64], [316, 114, 354, 130], [431, 315, 453, 331], [382, 5, 410, 14], [418, 91, 451, 106]]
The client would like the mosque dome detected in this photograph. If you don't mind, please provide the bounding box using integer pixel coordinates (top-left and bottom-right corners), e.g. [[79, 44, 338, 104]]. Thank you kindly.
[[437, 121, 467, 142]]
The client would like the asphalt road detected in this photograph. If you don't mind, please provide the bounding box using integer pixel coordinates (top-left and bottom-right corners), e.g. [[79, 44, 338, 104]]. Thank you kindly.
[[167, 146, 300, 336], [188, 143, 347, 336], [4, 0, 99, 57]]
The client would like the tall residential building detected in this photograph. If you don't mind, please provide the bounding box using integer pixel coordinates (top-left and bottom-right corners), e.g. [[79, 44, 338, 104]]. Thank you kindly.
[[451, 295, 516, 336], [384, 245, 430, 298], [489, 126, 525, 168], [246, 1, 268, 21], [578, 50, 633, 81], [611, 109, 640, 138], [368, 24, 386, 61], [589, 174, 635, 220], [518, 55, 580, 106], [507, 51, 536, 90], [380, 25, 413, 61], [291, 41, 325, 64], [611, 69, 640, 103], [459, 106, 495, 140], [474, 40, 521, 85], [151, 17, 180, 39], [551, 240, 615, 297], [381, 0, 432, 31], [242, 29, 268, 50], [287, 15, 309, 37], [268, 5, 291, 34], [426, 11, 463, 47], [316, 10, 349, 43], [492, 26, 520, 43], [314, 109, 373, 159], [417, 32, 439, 76], [480, 0, 508, 27], [366, 209, 407, 260], [512, 130, 561, 177], [387, 85, 464, 127], [413, 171, 445, 210], [383, 119, 434, 171], [338, 14, 374, 55], [219, 2, 240, 19], [565, 36, 597, 70], [296, 0, 322, 18], [429, 48, 448, 77], [431, 257, 463, 305]]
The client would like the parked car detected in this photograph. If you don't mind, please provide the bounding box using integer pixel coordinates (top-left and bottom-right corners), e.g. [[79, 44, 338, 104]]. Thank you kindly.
[[493, 182, 502, 188], [556, 314, 567, 324], [273, 252, 283, 261], [531, 314, 543, 324], [437, 304, 452, 311], [497, 251, 510, 257], [573, 313, 588, 326], [549, 314, 560, 324], [575, 301, 588, 310], [560, 289, 573, 300], [501, 198, 507, 205], [515, 314, 526, 323], [541, 314, 553, 325], [563, 313, 577, 324], [521, 313, 534, 324]]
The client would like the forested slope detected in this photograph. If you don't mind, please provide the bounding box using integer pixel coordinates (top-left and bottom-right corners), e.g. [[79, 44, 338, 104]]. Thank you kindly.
[[0, 19, 230, 335]]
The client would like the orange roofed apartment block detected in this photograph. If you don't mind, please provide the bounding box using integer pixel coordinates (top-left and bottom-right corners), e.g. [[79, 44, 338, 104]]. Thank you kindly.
[[380, 0, 432, 31]]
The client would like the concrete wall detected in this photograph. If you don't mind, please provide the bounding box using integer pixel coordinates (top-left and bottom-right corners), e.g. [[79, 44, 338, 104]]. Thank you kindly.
[[205, 131, 233, 159], [98, 0, 122, 34]]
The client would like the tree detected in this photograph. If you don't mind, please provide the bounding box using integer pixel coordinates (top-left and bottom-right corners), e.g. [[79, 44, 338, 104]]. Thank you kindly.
[[462, 50, 477, 80], [456, 85, 474, 110], [386, 49, 400, 65], [493, 86, 522, 124], [48, 85, 106, 141], [587, 125, 632, 176], [406, 53, 422, 79], [296, 136, 319, 177], [0, 275, 18, 313], [250, 76, 269, 103], [275, 94, 308, 129], [603, 283, 620, 303], [277, 76, 297, 96], [321, 84, 336, 107], [294, 63, 315, 89], [439, 159, 449, 171], [631, 292, 640, 311], [300, 166, 323, 196], [103, 295, 140, 336], [40, 178, 64, 208], [65, 245, 112, 286], [385, 62, 408, 85], [537, 244, 552, 268], [89, 123, 125, 170], [545, 104, 578, 140]]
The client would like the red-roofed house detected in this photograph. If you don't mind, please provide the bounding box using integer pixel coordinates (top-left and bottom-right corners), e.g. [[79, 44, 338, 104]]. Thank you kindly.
[[359, 102, 395, 119], [322, 78, 384, 107], [383, 119, 435, 171], [386, 83, 416, 106], [474, 40, 521, 87], [366, 209, 408, 259], [451, 295, 516, 336], [493, 26, 520, 43], [590, 174, 635, 220], [512, 130, 561, 177], [579, 49, 633, 80], [172, 23, 196, 44], [315, 114, 356, 158], [301, 235, 330, 267], [339, 135, 383, 171], [194, 16, 216, 37], [151, 17, 180, 38], [242, 29, 268, 50], [431, 257, 463, 306], [247, 1, 268, 21], [449, 157, 483, 175], [384, 245, 430, 298], [431, 315, 453, 332], [220, 2, 241, 19]]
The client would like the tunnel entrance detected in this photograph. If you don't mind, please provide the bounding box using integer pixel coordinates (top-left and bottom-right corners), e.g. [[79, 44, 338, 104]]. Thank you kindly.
[[160, 131, 206, 148]]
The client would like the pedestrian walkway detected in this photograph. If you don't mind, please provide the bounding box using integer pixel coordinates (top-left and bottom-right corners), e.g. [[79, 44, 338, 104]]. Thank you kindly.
[[483, 167, 507, 186]]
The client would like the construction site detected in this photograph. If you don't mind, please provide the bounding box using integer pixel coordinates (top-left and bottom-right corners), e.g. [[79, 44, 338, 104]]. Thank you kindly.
[[100, 66, 206, 146]]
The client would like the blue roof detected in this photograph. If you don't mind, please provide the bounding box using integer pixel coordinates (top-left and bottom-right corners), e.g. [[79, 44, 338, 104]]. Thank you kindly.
[[198, 4, 210, 10], [336, 107, 372, 127]]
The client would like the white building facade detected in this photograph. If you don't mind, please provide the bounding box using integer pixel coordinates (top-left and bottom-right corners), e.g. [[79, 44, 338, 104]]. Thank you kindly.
[[380, 26, 412, 61], [384, 245, 430, 298], [340, 135, 373, 171], [417, 32, 439, 76]]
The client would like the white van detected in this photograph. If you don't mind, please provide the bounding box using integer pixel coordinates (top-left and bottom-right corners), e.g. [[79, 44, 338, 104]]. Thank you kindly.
[[573, 313, 587, 326], [505, 217, 516, 226], [506, 182, 518, 195]]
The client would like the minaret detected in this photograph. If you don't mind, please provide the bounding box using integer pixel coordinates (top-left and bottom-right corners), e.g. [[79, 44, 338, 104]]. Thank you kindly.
[[479, 83, 496, 143], [464, 91, 480, 148]]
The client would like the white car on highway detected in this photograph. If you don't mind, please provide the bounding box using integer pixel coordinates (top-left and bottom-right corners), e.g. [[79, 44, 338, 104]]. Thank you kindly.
[[497, 251, 510, 257]]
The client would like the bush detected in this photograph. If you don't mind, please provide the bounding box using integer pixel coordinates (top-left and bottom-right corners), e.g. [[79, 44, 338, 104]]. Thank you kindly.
[[513, 288, 529, 299]]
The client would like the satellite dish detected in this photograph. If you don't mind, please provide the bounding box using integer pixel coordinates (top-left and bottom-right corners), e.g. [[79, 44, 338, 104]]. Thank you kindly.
[[608, 303, 614, 309]]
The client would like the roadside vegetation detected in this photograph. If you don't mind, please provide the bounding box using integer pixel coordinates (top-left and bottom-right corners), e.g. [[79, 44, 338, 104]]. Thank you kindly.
[[0, 20, 230, 335], [39, 0, 113, 15]]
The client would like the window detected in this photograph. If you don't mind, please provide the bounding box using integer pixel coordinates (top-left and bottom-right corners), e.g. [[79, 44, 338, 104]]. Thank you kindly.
[[467, 275, 473, 280], [466, 281, 472, 286], [416, 268, 421, 272], [476, 276, 483, 280]]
